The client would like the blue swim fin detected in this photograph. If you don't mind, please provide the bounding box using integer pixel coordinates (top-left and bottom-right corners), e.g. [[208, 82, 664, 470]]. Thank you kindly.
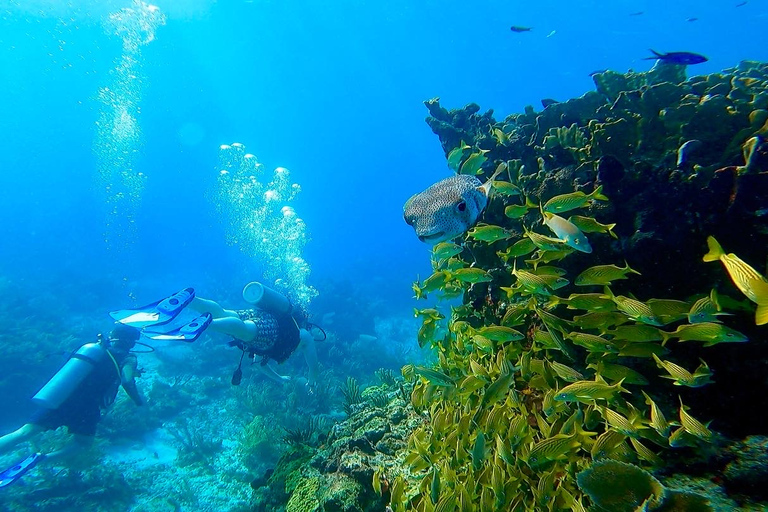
[[109, 288, 195, 328], [142, 313, 212, 342], [0, 452, 44, 488]]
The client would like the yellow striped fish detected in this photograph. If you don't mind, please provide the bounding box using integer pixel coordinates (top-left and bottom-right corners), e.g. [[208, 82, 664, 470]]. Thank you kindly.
[[603, 287, 663, 326], [703, 236, 768, 325], [642, 391, 671, 437], [678, 398, 714, 442], [575, 262, 640, 286]]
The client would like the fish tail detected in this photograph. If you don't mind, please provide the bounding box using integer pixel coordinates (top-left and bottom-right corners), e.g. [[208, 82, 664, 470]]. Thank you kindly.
[[602, 286, 615, 300], [643, 49, 663, 60], [489, 162, 507, 182], [607, 223, 618, 239], [623, 260, 641, 275], [525, 196, 538, 209], [702, 236, 724, 262], [483, 163, 509, 197], [710, 289, 721, 311], [589, 185, 609, 202], [614, 377, 629, 394], [755, 303, 768, 325]]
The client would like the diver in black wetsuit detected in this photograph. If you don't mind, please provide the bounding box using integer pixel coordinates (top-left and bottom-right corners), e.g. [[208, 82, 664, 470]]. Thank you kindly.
[[0, 324, 144, 486]]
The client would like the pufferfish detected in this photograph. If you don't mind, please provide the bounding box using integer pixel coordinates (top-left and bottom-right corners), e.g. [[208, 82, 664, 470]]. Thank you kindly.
[[404, 166, 505, 244]]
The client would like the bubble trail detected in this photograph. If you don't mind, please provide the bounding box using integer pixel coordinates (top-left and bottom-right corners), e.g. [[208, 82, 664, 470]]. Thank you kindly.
[[215, 142, 318, 311], [94, 1, 165, 252]]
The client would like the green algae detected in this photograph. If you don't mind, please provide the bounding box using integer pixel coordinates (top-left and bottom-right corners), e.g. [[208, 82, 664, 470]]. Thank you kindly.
[[286, 477, 320, 512]]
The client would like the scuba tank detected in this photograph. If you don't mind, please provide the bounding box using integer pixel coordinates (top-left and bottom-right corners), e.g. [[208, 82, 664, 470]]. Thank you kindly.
[[242, 282, 292, 315], [32, 337, 109, 409]]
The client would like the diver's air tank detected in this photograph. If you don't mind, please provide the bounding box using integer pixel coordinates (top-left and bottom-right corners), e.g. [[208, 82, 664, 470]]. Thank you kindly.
[[242, 281, 292, 315], [32, 342, 108, 409]]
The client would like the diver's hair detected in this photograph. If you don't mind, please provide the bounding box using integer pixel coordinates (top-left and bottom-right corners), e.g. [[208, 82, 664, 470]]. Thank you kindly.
[[110, 323, 140, 344]]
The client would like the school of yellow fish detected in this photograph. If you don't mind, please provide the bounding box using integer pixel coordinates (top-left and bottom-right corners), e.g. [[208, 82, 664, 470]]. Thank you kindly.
[[387, 159, 766, 512]]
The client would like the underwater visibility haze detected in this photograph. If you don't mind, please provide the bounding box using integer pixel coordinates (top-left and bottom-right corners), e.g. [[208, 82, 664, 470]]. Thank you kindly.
[[2, 0, 768, 510]]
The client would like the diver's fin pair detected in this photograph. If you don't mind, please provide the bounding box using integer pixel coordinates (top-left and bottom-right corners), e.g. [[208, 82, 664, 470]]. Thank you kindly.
[[143, 313, 213, 342], [109, 288, 195, 329], [110, 287, 196, 329], [110, 288, 211, 342], [0, 452, 44, 488]]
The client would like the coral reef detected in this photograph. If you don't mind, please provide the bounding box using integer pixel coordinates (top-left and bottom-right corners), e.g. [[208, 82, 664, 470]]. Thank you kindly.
[[252, 377, 417, 511], [382, 61, 768, 511], [577, 459, 709, 512], [422, 60, 768, 436], [722, 436, 768, 502], [256, 60, 768, 512]]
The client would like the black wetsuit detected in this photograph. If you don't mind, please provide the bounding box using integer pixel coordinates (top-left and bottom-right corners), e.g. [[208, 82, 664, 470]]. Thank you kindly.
[[235, 309, 301, 363], [31, 347, 134, 436]]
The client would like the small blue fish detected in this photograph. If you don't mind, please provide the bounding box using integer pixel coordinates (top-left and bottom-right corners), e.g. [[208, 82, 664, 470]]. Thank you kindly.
[[644, 50, 708, 65]]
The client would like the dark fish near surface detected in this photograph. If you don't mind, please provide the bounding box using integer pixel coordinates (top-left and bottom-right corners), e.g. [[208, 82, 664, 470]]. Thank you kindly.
[[629, 11, 644, 16], [736, 1, 747, 6], [687, 17, 698, 22], [644, 49, 708, 65], [510, 25, 532, 33], [541, 98, 560, 108]]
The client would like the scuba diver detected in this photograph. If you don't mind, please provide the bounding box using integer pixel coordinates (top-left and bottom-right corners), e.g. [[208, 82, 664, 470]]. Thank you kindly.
[[0, 324, 144, 488], [110, 282, 321, 391]]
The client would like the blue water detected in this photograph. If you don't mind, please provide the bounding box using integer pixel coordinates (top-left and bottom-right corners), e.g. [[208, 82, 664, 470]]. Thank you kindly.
[[3, 0, 766, 293], [0, 0, 767, 508]]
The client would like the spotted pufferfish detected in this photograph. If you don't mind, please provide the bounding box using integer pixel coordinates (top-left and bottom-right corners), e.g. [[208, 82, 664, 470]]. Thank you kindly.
[[403, 167, 503, 244]]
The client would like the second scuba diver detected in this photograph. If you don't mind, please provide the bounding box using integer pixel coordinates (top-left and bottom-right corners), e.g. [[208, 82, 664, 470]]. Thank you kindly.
[[110, 282, 321, 392], [0, 324, 144, 487]]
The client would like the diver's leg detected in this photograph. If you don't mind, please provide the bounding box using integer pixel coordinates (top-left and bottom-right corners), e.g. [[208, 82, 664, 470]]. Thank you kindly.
[[256, 363, 291, 384], [44, 434, 93, 464], [189, 297, 239, 319], [207, 317, 257, 341], [0, 424, 43, 455], [298, 329, 319, 388]]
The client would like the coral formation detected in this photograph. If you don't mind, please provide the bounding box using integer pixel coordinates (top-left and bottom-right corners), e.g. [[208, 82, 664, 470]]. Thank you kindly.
[[420, 59, 768, 434], [576, 459, 710, 512], [252, 376, 418, 511], [382, 60, 768, 511]]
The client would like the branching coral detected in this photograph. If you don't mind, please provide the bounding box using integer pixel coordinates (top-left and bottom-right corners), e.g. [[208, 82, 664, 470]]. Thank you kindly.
[[341, 377, 363, 416], [166, 419, 222, 468]]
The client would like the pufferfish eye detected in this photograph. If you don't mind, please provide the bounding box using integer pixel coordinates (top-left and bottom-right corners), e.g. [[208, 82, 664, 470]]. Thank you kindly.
[[457, 201, 467, 212]]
